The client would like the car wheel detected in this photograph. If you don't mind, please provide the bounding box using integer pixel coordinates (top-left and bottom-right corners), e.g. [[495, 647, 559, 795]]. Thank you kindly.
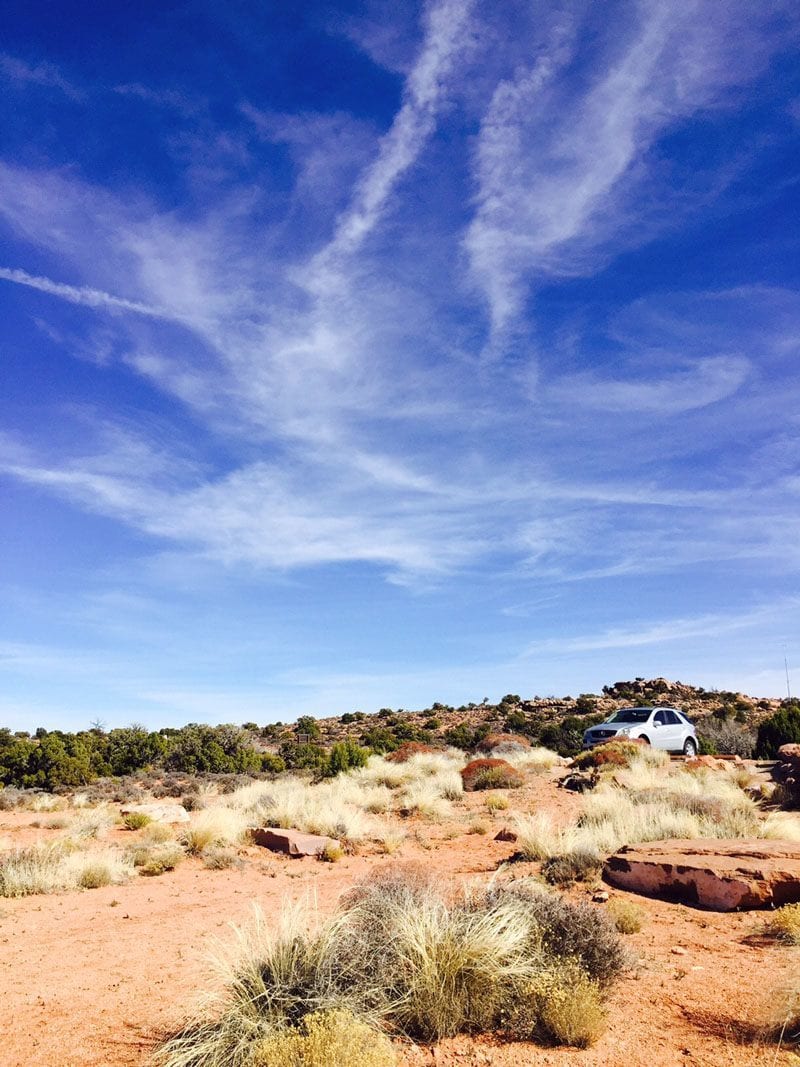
[[637, 735, 650, 744], [683, 737, 697, 757]]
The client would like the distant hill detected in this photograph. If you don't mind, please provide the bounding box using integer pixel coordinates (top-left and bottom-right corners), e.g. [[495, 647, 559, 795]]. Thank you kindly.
[[264, 677, 784, 758]]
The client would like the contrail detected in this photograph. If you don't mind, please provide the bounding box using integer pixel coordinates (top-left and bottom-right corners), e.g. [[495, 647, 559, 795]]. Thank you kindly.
[[0, 265, 169, 320]]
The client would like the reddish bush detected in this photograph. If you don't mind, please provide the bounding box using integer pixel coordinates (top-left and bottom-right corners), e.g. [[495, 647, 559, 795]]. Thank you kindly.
[[477, 733, 531, 753], [460, 758, 524, 791], [572, 738, 647, 770], [386, 742, 439, 763]]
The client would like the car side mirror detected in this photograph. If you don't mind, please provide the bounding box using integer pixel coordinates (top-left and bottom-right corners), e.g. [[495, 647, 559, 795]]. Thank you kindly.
[[652, 721, 660, 728]]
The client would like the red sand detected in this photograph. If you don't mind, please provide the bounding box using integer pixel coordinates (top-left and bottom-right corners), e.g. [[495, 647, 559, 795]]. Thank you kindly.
[[0, 775, 795, 1067]]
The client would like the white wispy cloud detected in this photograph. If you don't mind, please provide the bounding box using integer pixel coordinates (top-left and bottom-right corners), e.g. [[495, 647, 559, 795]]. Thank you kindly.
[[0, 52, 84, 100], [521, 600, 798, 657], [550, 355, 751, 415], [307, 0, 477, 289], [0, 265, 171, 320], [465, 0, 799, 336], [0, 2, 798, 593]]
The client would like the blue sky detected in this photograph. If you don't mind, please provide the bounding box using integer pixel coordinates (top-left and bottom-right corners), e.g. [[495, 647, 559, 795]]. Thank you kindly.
[[2, 1, 800, 731]]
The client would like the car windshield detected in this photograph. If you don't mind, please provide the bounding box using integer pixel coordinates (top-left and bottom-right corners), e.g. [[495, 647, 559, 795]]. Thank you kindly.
[[606, 708, 651, 724]]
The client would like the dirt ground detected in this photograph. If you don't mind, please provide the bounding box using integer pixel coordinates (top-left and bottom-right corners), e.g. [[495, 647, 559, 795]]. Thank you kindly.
[[0, 772, 796, 1067]]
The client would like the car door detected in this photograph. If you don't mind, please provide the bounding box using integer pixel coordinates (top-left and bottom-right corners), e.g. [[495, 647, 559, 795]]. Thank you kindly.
[[665, 709, 688, 750], [651, 708, 674, 750]]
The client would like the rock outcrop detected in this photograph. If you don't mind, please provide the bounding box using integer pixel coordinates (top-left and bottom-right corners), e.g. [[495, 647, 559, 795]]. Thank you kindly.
[[252, 827, 340, 857], [604, 838, 800, 910], [774, 744, 800, 807]]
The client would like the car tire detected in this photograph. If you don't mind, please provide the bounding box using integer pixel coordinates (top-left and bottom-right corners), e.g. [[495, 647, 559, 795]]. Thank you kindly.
[[637, 735, 650, 744], [683, 737, 697, 757]]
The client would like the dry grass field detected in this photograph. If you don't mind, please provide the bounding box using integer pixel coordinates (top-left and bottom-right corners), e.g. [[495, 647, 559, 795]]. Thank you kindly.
[[1, 748, 798, 1067]]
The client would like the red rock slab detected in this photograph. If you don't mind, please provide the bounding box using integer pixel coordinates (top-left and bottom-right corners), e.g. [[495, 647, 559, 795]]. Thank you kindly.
[[604, 838, 800, 911], [251, 826, 340, 857]]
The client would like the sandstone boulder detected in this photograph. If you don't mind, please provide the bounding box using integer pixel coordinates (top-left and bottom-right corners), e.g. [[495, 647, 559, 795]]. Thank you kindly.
[[120, 802, 189, 824], [604, 838, 800, 910], [252, 827, 340, 857], [774, 745, 800, 807], [685, 755, 741, 772]]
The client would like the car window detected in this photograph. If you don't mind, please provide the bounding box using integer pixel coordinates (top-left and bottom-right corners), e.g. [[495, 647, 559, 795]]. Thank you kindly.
[[608, 709, 651, 723], [654, 709, 668, 725], [666, 710, 681, 725]]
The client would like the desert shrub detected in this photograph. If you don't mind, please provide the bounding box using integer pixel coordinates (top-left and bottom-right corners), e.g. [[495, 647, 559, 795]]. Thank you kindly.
[[181, 808, 249, 855], [503, 746, 563, 773], [477, 733, 531, 753], [461, 759, 523, 792], [68, 805, 116, 839], [443, 723, 491, 751], [541, 849, 602, 886], [375, 828, 406, 854], [155, 867, 624, 1066], [538, 715, 604, 757], [573, 739, 654, 770], [485, 793, 509, 811], [0, 844, 69, 897], [203, 846, 242, 871], [696, 717, 756, 758], [323, 740, 369, 778], [493, 882, 626, 986], [506, 961, 605, 1048], [768, 903, 800, 945], [318, 843, 344, 863], [141, 821, 175, 845], [133, 842, 185, 876], [535, 963, 605, 1047], [386, 743, 438, 763], [606, 899, 645, 934], [0, 787, 23, 810], [123, 811, 152, 830], [0, 843, 133, 896], [252, 1010, 397, 1066], [757, 704, 800, 758], [512, 812, 565, 861]]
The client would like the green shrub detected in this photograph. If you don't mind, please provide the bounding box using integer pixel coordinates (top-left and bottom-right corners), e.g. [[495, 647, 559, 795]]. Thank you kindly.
[[757, 704, 800, 758], [323, 740, 369, 778], [123, 811, 152, 831], [541, 849, 602, 886]]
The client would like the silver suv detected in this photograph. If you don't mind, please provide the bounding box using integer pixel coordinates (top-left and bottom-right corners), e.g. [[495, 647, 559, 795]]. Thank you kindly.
[[582, 706, 698, 756]]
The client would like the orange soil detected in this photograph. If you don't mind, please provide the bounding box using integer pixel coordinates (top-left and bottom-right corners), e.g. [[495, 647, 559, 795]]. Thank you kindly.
[[0, 774, 795, 1067]]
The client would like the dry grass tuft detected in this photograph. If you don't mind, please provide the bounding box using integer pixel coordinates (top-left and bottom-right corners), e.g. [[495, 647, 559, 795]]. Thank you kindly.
[[0, 843, 133, 896], [133, 842, 185, 876], [767, 903, 800, 945], [181, 808, 250, 855], [606, 898, 645, 934], [67, 805, 117, 840]]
